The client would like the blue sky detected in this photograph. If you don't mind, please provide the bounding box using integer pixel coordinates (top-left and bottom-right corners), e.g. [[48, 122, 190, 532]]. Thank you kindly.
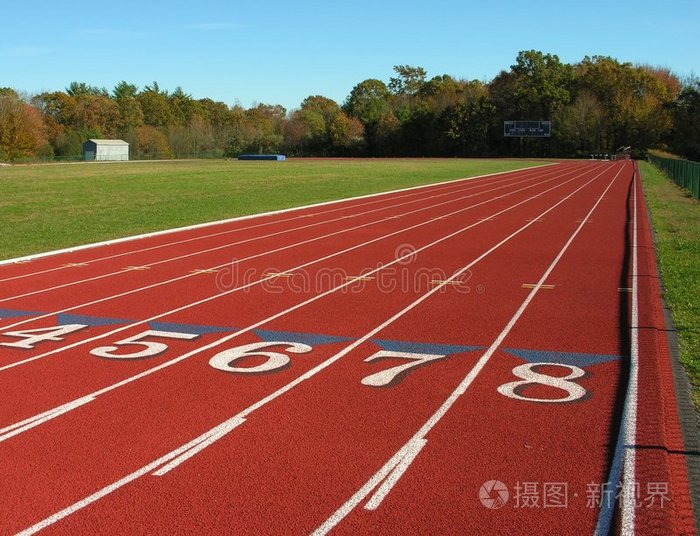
[[1, 0, 698, 111]]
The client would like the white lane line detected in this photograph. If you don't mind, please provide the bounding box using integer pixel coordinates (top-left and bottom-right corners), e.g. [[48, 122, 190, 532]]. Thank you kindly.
[[0, 165, 566, 303], [364, 438, 428, 510], [1, 163, 557, 269], [0, 165, 606, 441], [312, 163, 626, 535], [0, 165, 559, 284], [14, 165, 609, 535], [152, 416, 247, 476], [15, 420, 256, 536], [0, 165, 592, 370], [0, 396, 95, 442], [621, 165, 639, 535]]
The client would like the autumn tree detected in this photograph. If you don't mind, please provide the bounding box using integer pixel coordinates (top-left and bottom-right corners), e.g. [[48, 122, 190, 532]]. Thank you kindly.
[[127, 125, 172, 159], [0, 92, 47, 161]]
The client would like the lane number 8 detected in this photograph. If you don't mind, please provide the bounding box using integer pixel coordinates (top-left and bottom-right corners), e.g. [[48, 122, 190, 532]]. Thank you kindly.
[[497, 363, 587, 403]]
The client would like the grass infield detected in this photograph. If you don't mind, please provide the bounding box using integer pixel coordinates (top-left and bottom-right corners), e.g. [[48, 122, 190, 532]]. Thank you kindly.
[[0, 158, 543, 261], [640, 161, 700, 406]]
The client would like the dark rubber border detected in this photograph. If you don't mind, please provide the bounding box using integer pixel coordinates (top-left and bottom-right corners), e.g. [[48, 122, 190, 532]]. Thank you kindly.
[[641, 163, 700, 533]]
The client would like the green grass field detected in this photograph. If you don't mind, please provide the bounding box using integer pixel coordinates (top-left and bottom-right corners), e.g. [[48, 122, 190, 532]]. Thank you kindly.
[[0, 158, 544, 260], [640, 161, 700, 406]]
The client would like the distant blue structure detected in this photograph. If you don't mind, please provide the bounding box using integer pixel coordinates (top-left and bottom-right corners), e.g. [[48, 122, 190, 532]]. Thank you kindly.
[[238, 154, 286, 161]]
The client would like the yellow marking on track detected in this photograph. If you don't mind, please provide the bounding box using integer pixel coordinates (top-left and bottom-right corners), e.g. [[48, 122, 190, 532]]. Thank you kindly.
[[345, 275, 375, 282], [62, 263, 88, 267], [13, 260, 32, 264], [190, 269, 219, 274], [575, 219, 593, 223], [124, 266, 150, 271], [264, 272, 294, 278], [430, 280, 465, 286], [522, 283, 556, 290]]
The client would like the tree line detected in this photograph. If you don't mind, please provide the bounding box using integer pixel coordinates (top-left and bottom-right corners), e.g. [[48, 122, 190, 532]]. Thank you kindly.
[[1, 51, 699, 162]]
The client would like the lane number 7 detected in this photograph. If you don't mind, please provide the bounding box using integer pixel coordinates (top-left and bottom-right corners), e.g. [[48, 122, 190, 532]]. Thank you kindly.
[[361, 350, 446, 387]]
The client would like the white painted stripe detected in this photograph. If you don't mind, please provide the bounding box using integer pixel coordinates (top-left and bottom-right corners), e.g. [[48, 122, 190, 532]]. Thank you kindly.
[[313, 163, 625, 535], [14, 164, 607, 534], [0, 164, 563, 303], [0, 165, 590, 371], [621, 166, 639, 535], [15, 417, 255, 536], [364, 438, 428, 510], [0, 163, 556, 267], [0, 396, 94, 442], [311, 445, 412, 536], [152, 417, 247, 476]]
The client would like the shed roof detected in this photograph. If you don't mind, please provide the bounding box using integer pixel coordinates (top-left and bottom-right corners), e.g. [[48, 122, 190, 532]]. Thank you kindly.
[[87, 139, 129, 145]]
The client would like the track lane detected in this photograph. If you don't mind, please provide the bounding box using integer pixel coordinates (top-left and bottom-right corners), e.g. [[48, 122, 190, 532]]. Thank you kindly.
[[0, 161, 616, 532], [0, 164, 601, 378], [6, 161, 691, 535], [0, 164, 608, 430], [0, 164, 585, 324], [308, 162, 630, 535]]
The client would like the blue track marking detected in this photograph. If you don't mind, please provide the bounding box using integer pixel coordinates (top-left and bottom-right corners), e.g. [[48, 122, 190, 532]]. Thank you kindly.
[[253, 329, 352, 346], [0, 308, 43, 319], [503, 348, 623, 367], [149, 321, 235, 335], [373, 339, 481, 356], [57, 313, 131, 327]]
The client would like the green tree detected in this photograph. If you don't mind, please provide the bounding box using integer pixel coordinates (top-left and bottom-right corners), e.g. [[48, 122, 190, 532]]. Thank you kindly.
[[169, 87, 199, 125], [510, 50, 574, 118], [553, 91, 606, 154], [112, 81, 138, 100], [670, 79, 700, 160], [138, 82, 174, 127], [389, 65, 427, 96], [344, 79, 391, 127], [441, 97, 497, 156], [66, 82, 108, 97]]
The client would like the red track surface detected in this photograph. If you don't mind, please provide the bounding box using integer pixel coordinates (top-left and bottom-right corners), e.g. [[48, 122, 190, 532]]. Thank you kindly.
[[0, 161, 694, 535]]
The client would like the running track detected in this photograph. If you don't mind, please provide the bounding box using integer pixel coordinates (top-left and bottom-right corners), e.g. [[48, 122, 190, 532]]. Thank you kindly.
[[0, 161, 695, 535]]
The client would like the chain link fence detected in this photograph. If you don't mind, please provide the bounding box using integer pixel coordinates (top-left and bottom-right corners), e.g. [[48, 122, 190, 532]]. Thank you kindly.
[[648, 152, 700, 200]]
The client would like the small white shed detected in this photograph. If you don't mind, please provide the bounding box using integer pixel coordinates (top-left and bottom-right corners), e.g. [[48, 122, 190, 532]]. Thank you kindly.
[[83, 139, 129, 161]]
